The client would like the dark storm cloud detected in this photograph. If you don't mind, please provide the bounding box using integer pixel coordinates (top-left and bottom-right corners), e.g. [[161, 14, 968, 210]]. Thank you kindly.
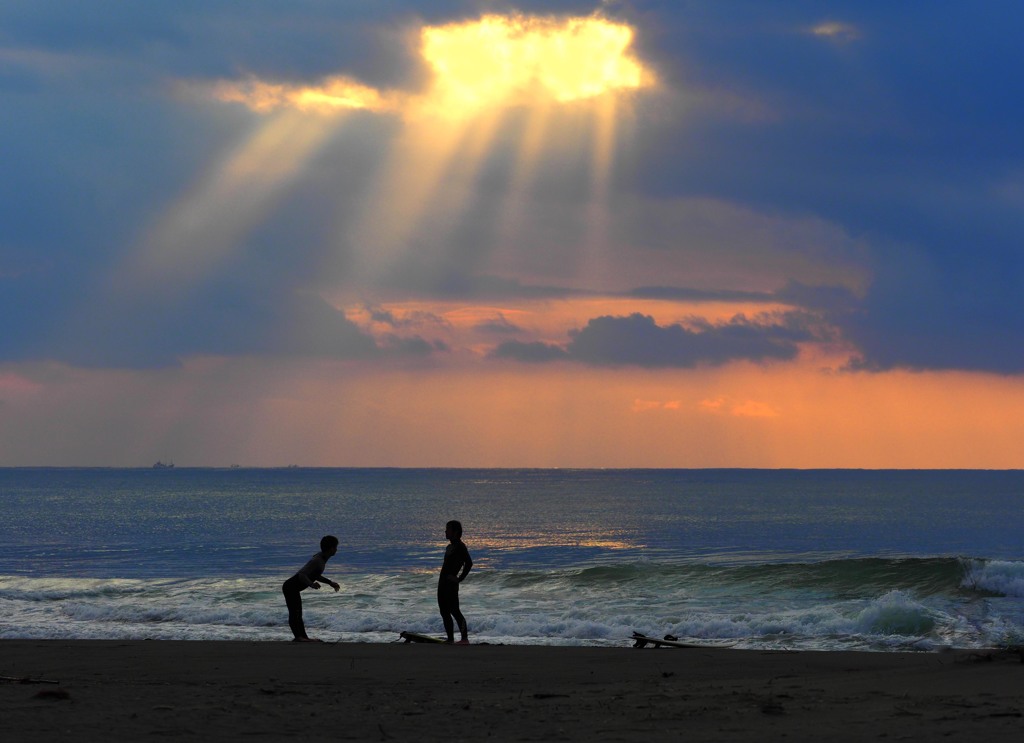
[[0, 0, 440, 84], [840, 257, 1024, 374], [775, 281, 860, 315], [366, 305, 449, 331], [493, 311, 818, 368], [381, 335, 449, 356], [631, 1, 1024, 373], [567, 312, 815, 367], [491, 340, 569, 363]]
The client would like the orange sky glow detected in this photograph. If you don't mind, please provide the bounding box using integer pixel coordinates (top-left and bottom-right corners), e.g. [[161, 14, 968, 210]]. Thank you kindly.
[[2, 358, 1023, 468]]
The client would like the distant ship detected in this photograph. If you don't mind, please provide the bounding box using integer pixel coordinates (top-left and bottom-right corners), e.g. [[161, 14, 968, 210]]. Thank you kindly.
[[152, 461, 175, 469]]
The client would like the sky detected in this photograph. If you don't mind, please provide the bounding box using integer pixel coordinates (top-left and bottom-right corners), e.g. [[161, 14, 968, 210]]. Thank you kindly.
[[2, 0, 1024, 468]]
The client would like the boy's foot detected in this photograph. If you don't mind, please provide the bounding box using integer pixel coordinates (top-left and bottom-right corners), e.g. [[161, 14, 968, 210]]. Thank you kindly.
[[456, 639, 470, 645], [292, 637, 322, 643]]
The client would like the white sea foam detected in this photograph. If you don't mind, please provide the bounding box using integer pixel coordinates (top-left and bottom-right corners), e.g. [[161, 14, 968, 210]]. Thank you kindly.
[[2, 568, 1020, 649], [852, 590, 935, 635], [962, 559, 1024, 597]]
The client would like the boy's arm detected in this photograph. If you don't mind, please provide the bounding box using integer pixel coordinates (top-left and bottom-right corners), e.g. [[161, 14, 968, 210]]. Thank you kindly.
[[313, 575, 340, 591], [458, 549, 473, 582]]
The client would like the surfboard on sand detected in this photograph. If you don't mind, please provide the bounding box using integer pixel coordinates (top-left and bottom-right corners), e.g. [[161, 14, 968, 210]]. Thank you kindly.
[[399, 631, 447, 644], [631, 631, 738, 649]]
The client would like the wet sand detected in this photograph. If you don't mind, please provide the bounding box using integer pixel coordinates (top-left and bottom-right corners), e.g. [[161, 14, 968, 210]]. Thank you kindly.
[[1, 640, 1021, 741]]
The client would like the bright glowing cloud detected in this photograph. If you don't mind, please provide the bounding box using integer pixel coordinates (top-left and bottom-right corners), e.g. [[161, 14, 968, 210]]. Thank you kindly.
[[202, 14, 653, 120], [209, 76, 397, 115], [321, 13, 654, 287], [419, 14, 653, 115]]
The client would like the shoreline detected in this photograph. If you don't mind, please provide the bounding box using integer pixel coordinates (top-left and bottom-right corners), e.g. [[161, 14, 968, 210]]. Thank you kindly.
[[2, 641, 1021, 741]]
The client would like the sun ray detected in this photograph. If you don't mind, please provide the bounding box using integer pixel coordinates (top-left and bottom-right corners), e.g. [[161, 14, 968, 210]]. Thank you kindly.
[[342, 114, 477, 284], [590, 94, 620, 200], [119, 110, 337, 296], [419, 106, 508, 249], [192, 12, 656, 301], [581, 93, 620, 289], [492, 102, 556, 256]]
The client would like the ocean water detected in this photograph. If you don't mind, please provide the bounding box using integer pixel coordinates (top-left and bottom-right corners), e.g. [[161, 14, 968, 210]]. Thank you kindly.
[[1, 468, 1022, 650]]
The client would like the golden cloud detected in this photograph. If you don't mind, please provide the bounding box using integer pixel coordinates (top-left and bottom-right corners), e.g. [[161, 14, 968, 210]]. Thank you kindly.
[[208, 76, 398, 114], [203, 14, 654, 118]]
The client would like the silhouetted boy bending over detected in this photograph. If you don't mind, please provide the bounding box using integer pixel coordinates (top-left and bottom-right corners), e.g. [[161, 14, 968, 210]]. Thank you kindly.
[[282, 535, 339, 642]]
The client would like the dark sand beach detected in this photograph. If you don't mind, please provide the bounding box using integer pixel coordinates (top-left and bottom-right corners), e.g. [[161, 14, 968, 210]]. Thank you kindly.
[[1, 641, 1021, 741]]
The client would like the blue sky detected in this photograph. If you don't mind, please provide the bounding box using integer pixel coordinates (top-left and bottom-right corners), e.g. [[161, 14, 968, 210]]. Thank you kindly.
[[3, 1, 1024, 466]]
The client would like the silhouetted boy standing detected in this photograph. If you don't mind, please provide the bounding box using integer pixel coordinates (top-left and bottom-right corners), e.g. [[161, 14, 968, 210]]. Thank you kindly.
[[438, 520, 473, 644]]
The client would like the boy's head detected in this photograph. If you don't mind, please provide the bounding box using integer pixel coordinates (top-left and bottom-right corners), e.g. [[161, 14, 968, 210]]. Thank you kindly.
[[445, 520, 463, 540], [320, 535, 339, 555]]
